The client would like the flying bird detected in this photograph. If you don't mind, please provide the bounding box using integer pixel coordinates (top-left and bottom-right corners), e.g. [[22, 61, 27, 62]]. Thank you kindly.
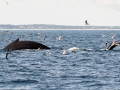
[[38, 34, 47, 41], [61, 50, 67, 55], [57, 36, 63, 40], [101, 34, 106, 37], [85, 20, 89, 25], [5, 1, 9, 5], [111, 35, 116, 40]]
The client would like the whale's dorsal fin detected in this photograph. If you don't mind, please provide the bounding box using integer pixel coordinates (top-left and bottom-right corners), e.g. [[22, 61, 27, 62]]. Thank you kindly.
[[14, 38, 19, 42]]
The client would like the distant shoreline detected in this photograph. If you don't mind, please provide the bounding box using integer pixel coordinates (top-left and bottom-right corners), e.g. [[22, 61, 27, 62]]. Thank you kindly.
[[0, 29, 120, 30], [0, 24, 120, 30]]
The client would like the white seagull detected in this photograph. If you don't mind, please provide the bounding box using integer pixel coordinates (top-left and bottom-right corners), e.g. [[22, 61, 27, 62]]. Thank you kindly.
[[67, 47, 80, 53], [111, 35, 116, 40], [57, 36, 63, 40]]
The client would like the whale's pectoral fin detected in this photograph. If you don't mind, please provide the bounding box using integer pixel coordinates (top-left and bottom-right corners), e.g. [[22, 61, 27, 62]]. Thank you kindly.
[[6, 49, 11, 59]]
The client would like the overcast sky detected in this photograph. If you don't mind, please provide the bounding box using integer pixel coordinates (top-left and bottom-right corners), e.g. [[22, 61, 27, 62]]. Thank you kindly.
[[0, 0, 120, 26]]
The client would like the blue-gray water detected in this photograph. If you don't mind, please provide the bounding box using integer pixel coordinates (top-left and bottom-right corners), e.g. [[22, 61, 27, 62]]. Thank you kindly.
[[0, 30, 120, 90]]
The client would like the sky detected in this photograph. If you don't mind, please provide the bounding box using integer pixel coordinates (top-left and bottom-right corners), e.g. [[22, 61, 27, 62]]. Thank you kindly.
[[0, 0, 120, 26]]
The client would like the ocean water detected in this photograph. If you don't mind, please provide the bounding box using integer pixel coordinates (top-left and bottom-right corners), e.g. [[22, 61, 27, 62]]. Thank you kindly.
[[0, 30, 120, 90]]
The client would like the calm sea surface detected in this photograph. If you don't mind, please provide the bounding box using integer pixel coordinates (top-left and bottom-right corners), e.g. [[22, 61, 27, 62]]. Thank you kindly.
[[0, 30, 120, 90]]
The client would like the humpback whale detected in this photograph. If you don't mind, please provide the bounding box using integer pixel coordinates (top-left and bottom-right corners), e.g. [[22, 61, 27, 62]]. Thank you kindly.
[[4, 38, 50, 59], [106, 40, 120, 50]]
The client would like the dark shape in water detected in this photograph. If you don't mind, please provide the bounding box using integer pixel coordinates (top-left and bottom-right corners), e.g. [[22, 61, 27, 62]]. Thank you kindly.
[[106, 40, 120, 50], [4, 38, 50, 59]]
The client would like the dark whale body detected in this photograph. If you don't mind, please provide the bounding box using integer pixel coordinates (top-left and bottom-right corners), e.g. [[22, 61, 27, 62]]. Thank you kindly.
[[4, 38, 50, 50], [4, 38, 50, 59], [106, 40, 120, 50]]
